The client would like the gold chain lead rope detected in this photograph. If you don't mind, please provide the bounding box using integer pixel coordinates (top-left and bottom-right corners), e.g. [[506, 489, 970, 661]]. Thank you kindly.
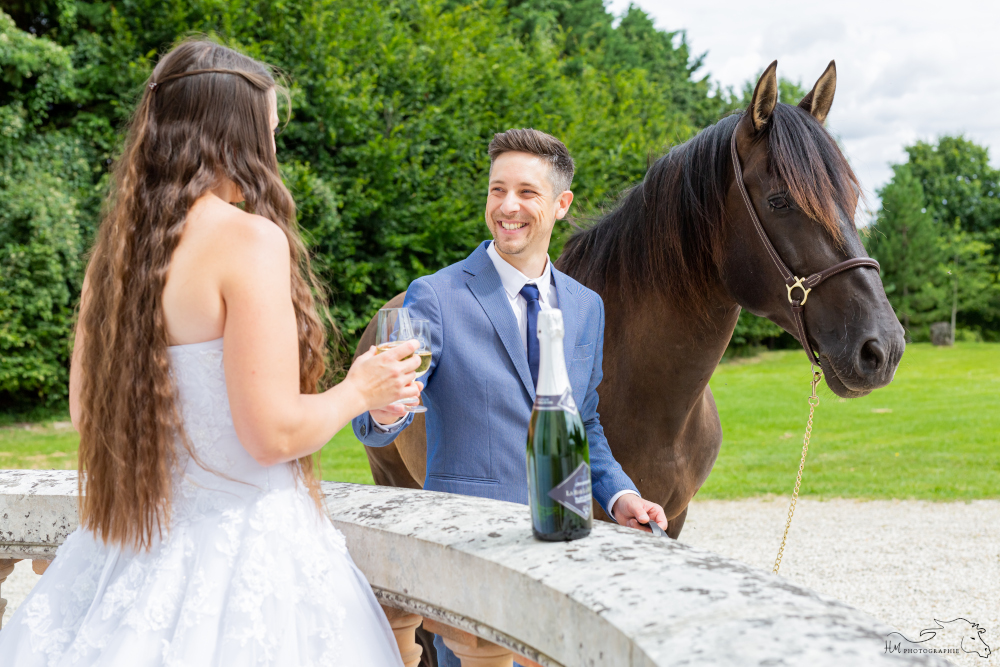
[[772, 366, 823, 575]]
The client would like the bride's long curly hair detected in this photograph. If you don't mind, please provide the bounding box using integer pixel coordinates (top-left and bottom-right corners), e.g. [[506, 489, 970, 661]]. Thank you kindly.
[[78, 39, 329, 550]]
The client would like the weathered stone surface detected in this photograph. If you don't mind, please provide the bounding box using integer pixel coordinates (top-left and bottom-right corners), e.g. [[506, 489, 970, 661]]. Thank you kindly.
[[0, 469, 79, 560], [0, 470, 949, 666], [321, 482, 950, 667]]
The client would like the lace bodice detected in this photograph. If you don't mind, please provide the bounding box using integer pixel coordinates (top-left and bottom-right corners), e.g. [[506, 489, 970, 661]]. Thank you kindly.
[[170, 338, 238, 471], [169, 338, 298, 515]]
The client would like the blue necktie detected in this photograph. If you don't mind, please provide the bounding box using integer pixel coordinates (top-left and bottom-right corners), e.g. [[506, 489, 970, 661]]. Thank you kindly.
[[519, 283, 541, 389]]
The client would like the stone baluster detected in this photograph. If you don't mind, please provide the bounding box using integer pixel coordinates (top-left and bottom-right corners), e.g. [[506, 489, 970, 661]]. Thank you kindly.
[[424, 618, 518, 667], [381, 605, 424, 667], [0, 558, 22, 630], [32, 559, 52, 575]]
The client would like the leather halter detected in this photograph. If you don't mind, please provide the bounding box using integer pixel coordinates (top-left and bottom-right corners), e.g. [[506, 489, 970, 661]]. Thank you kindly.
[[729, 128, 880, 365]]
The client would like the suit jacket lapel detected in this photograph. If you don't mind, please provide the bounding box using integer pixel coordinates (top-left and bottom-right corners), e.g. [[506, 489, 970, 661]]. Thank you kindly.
[[464, 243, 536, 399], [552, 267, 578, 374]]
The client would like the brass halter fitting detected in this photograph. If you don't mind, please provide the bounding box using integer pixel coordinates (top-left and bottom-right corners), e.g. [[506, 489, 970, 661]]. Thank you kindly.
[[786, 277, 812, 305]]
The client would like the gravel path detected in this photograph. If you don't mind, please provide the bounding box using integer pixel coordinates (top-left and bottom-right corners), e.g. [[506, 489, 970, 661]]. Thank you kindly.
[[2, 498, 997, 666], [679, 498, 999, 667], [2, 559, 36, 628]]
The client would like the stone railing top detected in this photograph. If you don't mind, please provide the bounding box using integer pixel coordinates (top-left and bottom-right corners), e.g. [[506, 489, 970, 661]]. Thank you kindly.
[[0, 469, 947, 666]]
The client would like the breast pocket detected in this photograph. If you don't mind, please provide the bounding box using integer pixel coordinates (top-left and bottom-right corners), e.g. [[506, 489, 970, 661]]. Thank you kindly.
[[573, 343, 594, 361]]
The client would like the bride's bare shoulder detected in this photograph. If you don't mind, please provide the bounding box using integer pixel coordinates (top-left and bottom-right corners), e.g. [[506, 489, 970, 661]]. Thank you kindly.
[[187, 197, 290, 272]]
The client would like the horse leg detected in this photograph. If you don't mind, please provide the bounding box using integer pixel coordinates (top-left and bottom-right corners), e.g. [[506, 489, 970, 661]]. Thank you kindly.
[[666, 505, 688, 540], [394, 414, 427, 487], [363, 414, 427, 489], [364, 441, 422, 489], [416, 628, 438, 667]]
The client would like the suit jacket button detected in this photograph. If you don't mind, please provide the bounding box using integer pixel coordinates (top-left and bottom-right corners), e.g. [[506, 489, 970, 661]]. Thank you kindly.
[[360, 424, 367, 436]]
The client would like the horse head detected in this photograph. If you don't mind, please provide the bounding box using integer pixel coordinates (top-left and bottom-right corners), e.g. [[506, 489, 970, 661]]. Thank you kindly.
[[943, 619, 992, 658], [723, 61, 905, 397]]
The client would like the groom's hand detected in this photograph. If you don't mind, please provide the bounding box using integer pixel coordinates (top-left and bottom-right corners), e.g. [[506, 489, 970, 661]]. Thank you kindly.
[[612, 493, 668, 533], [370, 403, 407, 426], [370, 382, 423, 426]]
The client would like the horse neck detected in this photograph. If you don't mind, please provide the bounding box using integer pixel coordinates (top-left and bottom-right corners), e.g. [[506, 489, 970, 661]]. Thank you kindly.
[[601, 277, 740, 429]]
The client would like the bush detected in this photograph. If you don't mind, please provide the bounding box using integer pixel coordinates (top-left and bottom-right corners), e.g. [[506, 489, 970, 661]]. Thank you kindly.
[[724, 309, 795, 357], [0, 12, 100, 408], [0, 160, 88, 407]]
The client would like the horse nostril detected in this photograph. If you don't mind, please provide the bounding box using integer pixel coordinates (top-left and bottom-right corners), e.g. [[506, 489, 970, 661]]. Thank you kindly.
[[858, 339, 885, 375]]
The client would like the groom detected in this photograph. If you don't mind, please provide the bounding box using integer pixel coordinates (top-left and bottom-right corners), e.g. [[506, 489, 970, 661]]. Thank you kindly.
[[353, 128, 667, 666]]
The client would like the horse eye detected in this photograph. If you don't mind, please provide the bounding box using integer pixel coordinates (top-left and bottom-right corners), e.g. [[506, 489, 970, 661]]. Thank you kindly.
[[769, 195, 790, 210]]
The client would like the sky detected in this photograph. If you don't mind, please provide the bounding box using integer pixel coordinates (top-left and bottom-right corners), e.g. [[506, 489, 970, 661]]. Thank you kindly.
[[607, 0, 1000, 214]]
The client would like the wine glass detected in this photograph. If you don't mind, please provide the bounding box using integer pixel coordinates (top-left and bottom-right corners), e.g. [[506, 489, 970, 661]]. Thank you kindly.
[[375, 307, 419, 410], [405, 319, 431, 414]]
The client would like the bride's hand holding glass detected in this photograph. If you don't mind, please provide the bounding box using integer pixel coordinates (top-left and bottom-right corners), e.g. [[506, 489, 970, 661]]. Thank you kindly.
[[344, 338, 422, 421]]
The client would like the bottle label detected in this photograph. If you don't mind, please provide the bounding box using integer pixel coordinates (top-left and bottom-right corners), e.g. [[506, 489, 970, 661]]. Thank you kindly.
[[533, 389, 578, 416], [547, 461, 592, 519]]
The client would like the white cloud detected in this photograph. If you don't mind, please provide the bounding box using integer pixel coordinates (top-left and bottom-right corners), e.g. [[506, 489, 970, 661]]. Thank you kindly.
[[610, 0, 1000, 205]]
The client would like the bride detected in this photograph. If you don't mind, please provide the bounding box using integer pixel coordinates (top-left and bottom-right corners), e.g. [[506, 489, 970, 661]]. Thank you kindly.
[[0, 39, 420, 666]]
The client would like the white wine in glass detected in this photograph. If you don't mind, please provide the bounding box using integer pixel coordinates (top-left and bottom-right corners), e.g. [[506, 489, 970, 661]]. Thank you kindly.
[[406, 319, 431, 413], [374, 308, 419, 409]]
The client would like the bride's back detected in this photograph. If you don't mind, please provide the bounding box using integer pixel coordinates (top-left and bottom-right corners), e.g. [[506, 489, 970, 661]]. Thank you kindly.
[[161, 194, 280, 346], [70, 39, 327, 551]]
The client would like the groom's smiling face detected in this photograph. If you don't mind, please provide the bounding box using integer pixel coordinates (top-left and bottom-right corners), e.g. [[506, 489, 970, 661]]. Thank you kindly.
[[486, 151, 572, 258]]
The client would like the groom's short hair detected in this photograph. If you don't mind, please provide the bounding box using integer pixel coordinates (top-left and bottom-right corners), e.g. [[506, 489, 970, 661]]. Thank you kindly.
[[488, 128, 574, 194]]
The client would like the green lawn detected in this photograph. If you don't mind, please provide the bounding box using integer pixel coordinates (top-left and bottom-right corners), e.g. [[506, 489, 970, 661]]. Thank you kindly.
[[0, 420, 80, 470], [318, 424, 374, 484], [701, 342, 1000, 500], [3, 342, 997, 499]]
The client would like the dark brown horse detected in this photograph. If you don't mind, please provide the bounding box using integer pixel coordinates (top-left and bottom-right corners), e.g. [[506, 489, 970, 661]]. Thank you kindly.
[[355, 62, 905, 540]]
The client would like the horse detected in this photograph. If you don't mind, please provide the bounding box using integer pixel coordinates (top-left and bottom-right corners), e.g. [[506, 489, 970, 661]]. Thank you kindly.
[[355, 61, 905, 538], [886, 618, 992, 658]]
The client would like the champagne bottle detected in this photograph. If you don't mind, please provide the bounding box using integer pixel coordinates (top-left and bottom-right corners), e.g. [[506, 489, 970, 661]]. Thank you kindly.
[[526, 308, 592, 541]]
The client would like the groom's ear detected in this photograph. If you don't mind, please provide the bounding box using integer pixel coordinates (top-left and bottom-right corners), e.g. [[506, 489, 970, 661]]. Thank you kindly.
[[554, 189, 574, 220]]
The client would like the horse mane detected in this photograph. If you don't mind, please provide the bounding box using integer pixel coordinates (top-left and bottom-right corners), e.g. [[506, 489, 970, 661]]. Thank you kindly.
[[558, 104, 860, 320]]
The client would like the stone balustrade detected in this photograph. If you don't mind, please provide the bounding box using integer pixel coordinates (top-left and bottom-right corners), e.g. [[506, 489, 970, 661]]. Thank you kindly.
[[0, 470, 949, 666]]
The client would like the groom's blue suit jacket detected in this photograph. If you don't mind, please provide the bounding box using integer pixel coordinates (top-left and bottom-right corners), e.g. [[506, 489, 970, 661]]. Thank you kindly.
[[352, 241, 638, 512]]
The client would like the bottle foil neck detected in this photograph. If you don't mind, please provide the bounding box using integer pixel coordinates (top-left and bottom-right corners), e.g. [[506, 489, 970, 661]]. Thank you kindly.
[[536, 323, 571, 398]]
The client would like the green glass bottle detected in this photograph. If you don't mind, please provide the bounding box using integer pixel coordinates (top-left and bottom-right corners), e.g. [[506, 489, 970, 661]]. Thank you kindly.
[[526, 308, 592, 541]]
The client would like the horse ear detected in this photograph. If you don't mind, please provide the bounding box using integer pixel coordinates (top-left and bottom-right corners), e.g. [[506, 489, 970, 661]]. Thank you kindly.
[[799, 60, 837, 124], [749, 61, 779, 131]]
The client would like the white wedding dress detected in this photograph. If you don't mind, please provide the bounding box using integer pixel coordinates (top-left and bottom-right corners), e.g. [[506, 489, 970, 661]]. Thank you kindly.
[[0, 338, 404, 667]]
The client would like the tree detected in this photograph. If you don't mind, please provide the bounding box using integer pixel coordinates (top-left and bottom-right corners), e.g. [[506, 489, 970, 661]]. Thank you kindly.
[[903, 135, 1000, 337], [725, 73, 809, 110], [505, 0, 722, 126], [864, 164, 942, 337], [905, 136, 1000, 238], [728, 309, 788, 352], [933, 222, 998, 343]]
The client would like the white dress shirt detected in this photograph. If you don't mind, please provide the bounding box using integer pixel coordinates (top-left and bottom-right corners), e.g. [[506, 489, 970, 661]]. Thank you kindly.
[[372, 241, 637, 518], [485, 240, 557, 346]]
